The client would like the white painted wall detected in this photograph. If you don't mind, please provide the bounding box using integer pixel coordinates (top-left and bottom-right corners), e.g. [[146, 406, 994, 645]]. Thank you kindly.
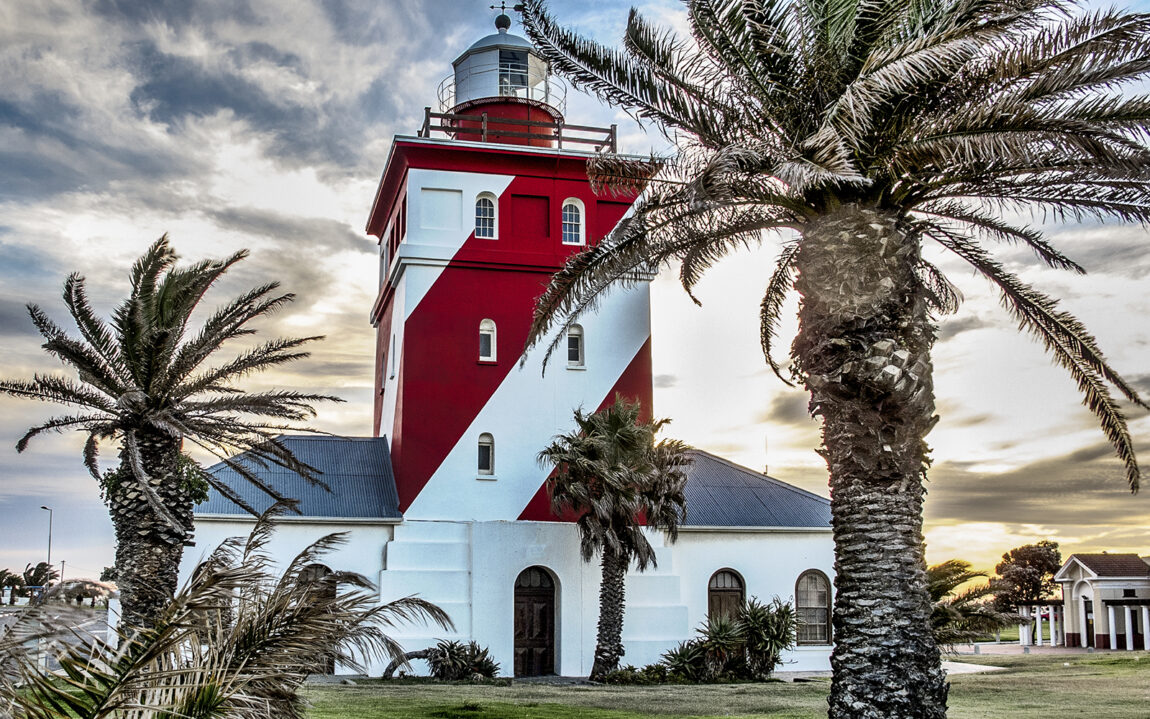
[[373, 519, 833, 677], [182, 518, 396, 586]]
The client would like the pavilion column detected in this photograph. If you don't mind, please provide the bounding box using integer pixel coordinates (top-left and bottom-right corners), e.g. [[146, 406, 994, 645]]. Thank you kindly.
[[1050, 606, 1059, 646], [1123, 606, 1134, 651], [1019, 605, 1031, 645], [1035, 608, 1044, 646], [1142, 607, 1149, 651], [1108, 605, 1117, 650], [1079, 596, 1089, 648]]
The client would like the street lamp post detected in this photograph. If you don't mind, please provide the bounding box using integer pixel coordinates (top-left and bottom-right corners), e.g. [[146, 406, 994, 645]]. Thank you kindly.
[[39, 506, 52, 579]]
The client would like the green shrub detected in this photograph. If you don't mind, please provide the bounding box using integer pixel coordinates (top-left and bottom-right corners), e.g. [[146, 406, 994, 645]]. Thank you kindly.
[[427, 640, 500, 680], [699, 616, 744, 679], [738, 597, 797, 679], [659, 596, 797, 683], [662, 639, 708, 681]]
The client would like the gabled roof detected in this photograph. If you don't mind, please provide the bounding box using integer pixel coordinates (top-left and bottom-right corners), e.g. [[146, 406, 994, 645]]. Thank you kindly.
[[681, 450, 831, 529], [1059, 553, 1150, 579], [195, 436, 401, 520]]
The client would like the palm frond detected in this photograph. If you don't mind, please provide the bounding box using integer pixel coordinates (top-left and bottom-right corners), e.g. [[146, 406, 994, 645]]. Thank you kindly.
[[759, 242, 800, 384], [927, 224, 1144, 490]]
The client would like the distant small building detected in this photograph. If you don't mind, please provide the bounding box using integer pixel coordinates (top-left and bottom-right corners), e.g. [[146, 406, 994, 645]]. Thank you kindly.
[[1054, 553, 1150, 650]]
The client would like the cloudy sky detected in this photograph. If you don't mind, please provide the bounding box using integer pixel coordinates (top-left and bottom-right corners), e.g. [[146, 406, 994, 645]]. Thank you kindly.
[[1, 0, 1147, 582]]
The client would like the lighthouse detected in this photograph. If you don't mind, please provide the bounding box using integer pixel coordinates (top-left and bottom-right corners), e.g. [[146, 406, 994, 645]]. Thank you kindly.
[[189, 13, 836, 680], [365, 12, 650, 525]]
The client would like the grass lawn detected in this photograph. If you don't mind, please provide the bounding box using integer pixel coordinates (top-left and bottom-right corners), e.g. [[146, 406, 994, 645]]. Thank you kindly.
[[303, 653, 1150, 718]]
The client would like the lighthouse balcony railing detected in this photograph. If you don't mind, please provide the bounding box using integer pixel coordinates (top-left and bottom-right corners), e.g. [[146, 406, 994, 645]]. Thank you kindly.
[[437, 66, 568, 115], [419, 107, 617, 153]]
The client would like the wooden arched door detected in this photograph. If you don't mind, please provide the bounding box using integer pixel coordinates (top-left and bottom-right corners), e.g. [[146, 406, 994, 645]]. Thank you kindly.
[[514, 566, 555, 677]]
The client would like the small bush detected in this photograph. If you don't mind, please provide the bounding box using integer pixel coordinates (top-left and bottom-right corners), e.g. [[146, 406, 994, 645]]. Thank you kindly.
[[739, 597, 797, 679], [602, 663, 672, 685], [657, 596, 797, 683], [427, 640, 500, 680], [662, 639, 708, 681]]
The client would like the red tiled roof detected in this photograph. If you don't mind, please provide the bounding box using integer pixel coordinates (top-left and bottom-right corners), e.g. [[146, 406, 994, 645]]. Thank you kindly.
[[1071, 554, 1150, 577]]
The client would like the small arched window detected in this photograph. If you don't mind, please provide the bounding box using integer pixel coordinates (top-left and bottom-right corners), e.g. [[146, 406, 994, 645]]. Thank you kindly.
[[796, 570, 832, 645], [478, 433, 495, 476], [566, 324, 584, 368], [708, 569, 745, 621], [475, 194, 497, 239], [561, 199, 584, 245], [479, 319, 496, 361]]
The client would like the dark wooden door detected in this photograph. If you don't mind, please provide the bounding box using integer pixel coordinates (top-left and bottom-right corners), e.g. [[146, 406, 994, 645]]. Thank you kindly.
[[1085, 600, 1095, 648], [514, 567, 555, 677]]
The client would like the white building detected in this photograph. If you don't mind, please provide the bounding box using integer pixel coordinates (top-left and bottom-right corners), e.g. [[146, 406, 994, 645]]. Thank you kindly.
[[1055, 553, 1150, 651], [184, 14, 836, 678]]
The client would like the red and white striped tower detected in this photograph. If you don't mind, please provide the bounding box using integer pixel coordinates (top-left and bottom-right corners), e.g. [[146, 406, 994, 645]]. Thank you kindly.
[[366, 13, 652, 523]]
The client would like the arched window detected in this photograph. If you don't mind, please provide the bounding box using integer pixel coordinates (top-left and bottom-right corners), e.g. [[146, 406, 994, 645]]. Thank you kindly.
[[478, 433, 495, 476], [475, 194, 497, 239], [708, 569, 745, 621], [479, 319, 496, 361], [796, 570, 832, 645], [566, 324, 584, 368], [561, 199, 584, 245], [299, 564, 337, 672]]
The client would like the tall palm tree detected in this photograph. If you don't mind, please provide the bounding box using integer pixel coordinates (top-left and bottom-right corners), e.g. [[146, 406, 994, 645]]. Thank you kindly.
[[927, 559, 1014, 648], [538, 396, 691, 680], [1, 236, 341, 629], [520, 1, 1148, 715]]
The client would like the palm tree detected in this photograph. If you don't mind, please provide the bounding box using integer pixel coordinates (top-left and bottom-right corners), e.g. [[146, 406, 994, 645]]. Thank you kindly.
[[0, 236, 341, 628], [927, 559, 1014, 648], [538, 395, 691, 680], [0, 569, 21, 606], [22, 562, 59, 597], [0, 510, 451, 719], [519, 1, 1148, 715]]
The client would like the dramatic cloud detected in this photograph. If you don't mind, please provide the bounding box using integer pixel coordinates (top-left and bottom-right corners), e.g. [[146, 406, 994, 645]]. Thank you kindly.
[[755, 391, 811, 426]]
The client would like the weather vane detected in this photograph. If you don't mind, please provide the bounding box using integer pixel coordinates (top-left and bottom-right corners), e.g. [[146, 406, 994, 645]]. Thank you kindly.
[[489, 2, 525, 14]]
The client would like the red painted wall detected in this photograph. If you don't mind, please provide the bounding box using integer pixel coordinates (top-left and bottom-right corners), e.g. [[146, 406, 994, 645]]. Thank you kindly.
[[368, 140, 646, 516]]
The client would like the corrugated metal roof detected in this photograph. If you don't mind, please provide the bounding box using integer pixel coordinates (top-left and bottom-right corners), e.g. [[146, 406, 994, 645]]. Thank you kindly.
[[1071, 553, 1150, 577], [682, 450, 831, 528], [195, 436, 401, 520]]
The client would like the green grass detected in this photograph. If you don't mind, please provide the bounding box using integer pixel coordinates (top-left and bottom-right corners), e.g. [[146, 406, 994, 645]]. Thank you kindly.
[[302, 653, 1150, 719]]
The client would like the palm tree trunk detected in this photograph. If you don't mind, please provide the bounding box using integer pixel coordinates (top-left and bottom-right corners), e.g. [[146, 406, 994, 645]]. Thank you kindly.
[[107, 432, 194, 630], [793, 204, 948, 719], [590, 548, 628, 681]]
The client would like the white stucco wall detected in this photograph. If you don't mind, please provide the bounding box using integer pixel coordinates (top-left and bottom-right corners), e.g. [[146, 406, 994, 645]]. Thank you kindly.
[[182, 517, 396, 587], [373, 519, 834, 677]]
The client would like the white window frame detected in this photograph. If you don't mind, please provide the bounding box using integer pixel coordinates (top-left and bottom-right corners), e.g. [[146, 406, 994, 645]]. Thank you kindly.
[[796, 570, 832, 645], [566, 324, 584, 368], [478, 433, 495, 477], [479, 319, 496, 362], [561, 198, 585, 246], [475, 193, 498, 239]]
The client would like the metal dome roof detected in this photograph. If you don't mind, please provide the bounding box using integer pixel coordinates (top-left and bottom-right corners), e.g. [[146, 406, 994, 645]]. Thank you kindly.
[[454, 29, 535, 65]]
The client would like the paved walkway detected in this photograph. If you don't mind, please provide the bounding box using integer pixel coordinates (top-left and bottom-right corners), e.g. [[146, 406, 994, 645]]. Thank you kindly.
[[950, 642, 1098, 656]]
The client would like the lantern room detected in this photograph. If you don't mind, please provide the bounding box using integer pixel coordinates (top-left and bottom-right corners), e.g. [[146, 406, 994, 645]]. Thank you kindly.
[[421, 13, 602, 149], [439, 13, 566, 117]]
